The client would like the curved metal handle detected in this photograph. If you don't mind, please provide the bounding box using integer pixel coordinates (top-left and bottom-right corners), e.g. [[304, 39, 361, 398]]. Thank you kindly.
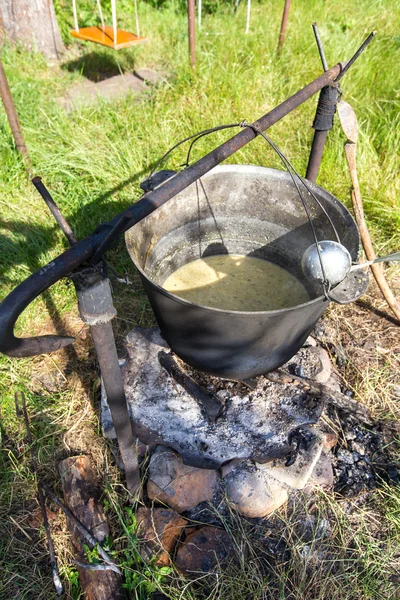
[[0, 236, 97, 357]]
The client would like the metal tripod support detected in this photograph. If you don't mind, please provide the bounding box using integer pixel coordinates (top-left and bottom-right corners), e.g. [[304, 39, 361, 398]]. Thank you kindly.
[[0, 43, 374, 495], [73, 268, 140, 495]]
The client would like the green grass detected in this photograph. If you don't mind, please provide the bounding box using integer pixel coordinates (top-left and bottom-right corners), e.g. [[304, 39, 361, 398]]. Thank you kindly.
[[1, 0, 400, 598]]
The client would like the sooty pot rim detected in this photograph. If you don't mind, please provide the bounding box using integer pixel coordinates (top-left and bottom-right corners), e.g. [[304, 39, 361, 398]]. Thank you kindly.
[[126, 165, 360, 315]]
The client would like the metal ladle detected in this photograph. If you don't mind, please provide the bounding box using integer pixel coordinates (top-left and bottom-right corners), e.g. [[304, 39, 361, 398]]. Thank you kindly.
[[301, 240, 400, 288]]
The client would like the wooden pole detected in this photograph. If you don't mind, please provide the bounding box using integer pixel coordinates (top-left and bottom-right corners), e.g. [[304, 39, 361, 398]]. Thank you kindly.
[[188, 0, 196, 68], [277, 0, 291, 54], [337, 100, 400, 322], [344, 144, 400, 321], [59, 456, 126, 600], [0, 58, 32, 173]]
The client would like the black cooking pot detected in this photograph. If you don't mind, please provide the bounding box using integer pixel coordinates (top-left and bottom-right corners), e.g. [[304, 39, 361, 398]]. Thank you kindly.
[[125, 165, 359, 380]]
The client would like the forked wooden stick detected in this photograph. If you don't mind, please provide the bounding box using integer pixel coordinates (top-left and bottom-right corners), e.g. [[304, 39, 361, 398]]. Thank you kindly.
[[338, 100, 400, 322]]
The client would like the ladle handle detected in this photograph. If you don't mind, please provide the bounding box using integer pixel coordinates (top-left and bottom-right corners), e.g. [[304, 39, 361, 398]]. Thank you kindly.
[[351, 251, 400, 270]]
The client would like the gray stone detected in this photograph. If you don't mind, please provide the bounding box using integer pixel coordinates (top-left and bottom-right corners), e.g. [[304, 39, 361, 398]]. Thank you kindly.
[[223, 461, 288, 518], [337, 449, 355, 465], [58, 72, 151, 110], [134, 68, 166, 85], [285, 346, 332, 384]]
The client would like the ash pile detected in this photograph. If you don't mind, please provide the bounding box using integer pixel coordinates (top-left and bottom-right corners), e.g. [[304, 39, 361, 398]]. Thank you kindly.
[[101, 327, 372, 516]]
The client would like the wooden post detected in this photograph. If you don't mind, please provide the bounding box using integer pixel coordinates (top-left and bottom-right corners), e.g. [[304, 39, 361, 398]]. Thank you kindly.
[[59, 456, 126, 600], [188, 0, 196, 68], [277, 0, 291, 54], [0, 58, 32, 173]]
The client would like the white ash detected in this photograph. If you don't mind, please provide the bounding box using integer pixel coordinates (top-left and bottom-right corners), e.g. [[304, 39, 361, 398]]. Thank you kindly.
[[101, 327, 324, 468]]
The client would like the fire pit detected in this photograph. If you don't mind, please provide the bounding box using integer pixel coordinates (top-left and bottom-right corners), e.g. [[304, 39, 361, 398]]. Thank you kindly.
[[101, 325, 336, 519]]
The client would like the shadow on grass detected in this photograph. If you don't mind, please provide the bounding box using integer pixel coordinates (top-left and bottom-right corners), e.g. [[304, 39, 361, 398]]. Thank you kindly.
[[0, 161, 160, 393], [62, 50, 135, 82]]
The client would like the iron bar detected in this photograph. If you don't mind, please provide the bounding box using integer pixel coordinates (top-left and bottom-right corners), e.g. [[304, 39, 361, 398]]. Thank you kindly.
[[336, 31, 376, 82], [91, 321, 141, 496], [32, 177, 77, 245], [0, 58, 32, 173], [312, 22, 329, 71], [91, 215, 133, 264], [306, 129, 329, 182], [306, 30, 376, 182]]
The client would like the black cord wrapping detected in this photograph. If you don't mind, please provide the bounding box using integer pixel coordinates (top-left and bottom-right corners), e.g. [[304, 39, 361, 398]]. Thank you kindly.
[[312, 85, 341, 131]]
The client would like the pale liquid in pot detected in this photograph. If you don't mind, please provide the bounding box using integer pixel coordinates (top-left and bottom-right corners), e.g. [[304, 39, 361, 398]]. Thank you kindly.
[[162, 254, 310, 311]]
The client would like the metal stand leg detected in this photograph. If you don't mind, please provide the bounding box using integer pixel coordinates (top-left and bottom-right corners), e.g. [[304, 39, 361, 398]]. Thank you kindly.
[[305, 85, 339, 182], [91, 321, 140, 496], [305, 129, 329, 182], [74, 268, 140, 497]]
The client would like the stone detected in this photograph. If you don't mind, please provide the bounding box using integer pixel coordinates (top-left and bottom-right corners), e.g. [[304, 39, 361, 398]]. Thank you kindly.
[[256, 428, 325, 490], [58, 72, 147, 110], [351, 441, 365, 456], [323, 431, 339, 450], [223, 461, 288, 518], [136, 507, 187, 566], [174, 526, 232, 577], [304, 450, 334, 493], [286, 346, 332, 384], [337, 448, 354, 465], [134, 68, 166, 85], [147, 446, 219, 512], [312, 347, 333, 384]]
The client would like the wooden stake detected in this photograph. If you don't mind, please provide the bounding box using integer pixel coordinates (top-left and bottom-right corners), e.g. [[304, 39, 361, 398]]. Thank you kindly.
[[277, 0, 291, 54], [59, 456, 126, 600], [344, 150, 400, 322], [188, 0, 196, 68], [0, 58, 32, 174], [337, 100, 400, 322]]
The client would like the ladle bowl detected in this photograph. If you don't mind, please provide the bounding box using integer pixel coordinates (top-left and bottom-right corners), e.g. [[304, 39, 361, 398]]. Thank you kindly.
[[125, 165, 360, 379]]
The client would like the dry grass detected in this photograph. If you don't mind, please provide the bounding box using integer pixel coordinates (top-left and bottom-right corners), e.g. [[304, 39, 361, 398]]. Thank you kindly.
[[321, 268, 400, 423]]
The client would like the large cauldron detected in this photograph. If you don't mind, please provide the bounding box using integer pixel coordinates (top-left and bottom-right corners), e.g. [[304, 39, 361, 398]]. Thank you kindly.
[[125, 165, 359, 379]]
